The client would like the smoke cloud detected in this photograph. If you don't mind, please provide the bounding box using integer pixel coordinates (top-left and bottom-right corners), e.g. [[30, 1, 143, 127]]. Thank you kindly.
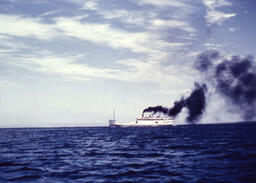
[[143, 83, 207, 124], [143, 106, 169, 115], [184, 83, 208, 122], [196, 52, 256, 120], [143, 50, 256, 124]]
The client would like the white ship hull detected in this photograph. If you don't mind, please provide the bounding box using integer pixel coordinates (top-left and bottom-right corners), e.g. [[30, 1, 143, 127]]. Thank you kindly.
[[109, 118, 174, 127]]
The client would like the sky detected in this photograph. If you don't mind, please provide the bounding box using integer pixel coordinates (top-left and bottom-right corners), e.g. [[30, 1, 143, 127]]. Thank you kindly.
[[0, 0, 255, 127]]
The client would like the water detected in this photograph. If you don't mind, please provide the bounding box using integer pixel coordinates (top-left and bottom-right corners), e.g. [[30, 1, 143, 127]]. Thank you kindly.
[[0, 123, 256, 183]]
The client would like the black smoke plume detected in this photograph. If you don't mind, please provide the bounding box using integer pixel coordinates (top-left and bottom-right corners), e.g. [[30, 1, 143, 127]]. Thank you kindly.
[[143, 106, 169, 115], [143, 50, 256, 123], [195, 50, 219, 72], [143, 83, 208, 123], [184, 83, 207, 122], [196, 52, 256, 120]]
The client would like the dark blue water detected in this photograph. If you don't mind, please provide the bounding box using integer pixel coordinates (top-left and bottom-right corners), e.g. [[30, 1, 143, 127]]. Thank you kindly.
[[0, 123, 256, 183]]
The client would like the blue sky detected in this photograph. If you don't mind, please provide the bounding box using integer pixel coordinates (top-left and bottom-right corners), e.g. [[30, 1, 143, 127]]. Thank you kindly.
[[0, 0, 255, 127]]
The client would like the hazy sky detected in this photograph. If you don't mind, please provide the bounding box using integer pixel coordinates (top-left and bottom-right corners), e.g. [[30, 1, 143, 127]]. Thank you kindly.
[[0, 0, 255, 127]]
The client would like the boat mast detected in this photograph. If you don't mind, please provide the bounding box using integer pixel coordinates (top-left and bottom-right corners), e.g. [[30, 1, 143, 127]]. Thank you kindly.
[[113, 109, 115, 121]]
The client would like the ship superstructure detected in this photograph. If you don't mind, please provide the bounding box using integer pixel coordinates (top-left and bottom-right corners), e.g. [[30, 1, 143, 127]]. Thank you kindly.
[[109, 109, 116, 127], [135, 114, 174, 126]]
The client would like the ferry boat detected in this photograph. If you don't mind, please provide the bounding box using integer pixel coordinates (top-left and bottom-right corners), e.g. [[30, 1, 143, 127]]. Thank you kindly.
[[109, 110, 174, 127]]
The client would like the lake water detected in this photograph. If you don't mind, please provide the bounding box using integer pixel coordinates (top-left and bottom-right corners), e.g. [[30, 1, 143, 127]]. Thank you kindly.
[[0, 123, 256, 183]]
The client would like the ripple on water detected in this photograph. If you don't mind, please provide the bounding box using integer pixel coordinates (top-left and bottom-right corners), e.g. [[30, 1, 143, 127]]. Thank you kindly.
[[0, 124, 256, 183]]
